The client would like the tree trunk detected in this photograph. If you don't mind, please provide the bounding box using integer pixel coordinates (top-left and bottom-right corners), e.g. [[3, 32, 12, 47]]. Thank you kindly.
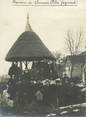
[[70, 64, 73, 78]]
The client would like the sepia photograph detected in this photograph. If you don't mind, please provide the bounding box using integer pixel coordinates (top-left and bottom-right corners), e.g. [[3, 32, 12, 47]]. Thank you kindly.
[[0, 0, 86, 116]]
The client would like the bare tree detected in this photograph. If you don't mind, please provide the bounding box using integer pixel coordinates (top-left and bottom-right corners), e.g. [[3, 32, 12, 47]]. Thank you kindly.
[[65, 29, 83, 55], [65, 29, 83, 77]]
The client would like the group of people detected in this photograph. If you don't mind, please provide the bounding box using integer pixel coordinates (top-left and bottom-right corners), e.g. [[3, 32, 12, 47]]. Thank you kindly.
[[7, 61, 76, 111]]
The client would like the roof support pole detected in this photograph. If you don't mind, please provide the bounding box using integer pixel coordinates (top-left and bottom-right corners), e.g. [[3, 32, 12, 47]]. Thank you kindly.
[[25, 61, 28, 69], [20, 61, 22, 70]]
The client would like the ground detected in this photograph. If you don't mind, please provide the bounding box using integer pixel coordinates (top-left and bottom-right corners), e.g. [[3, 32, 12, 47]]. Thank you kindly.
[[0, 102, 86, 117]]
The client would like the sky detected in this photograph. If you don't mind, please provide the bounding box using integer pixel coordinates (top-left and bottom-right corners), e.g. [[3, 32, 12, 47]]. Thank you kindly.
[[0, 0, 86, 75]]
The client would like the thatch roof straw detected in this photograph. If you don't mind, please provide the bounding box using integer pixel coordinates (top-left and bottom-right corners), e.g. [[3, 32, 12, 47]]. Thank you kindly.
[[5, 31, 55, 61]]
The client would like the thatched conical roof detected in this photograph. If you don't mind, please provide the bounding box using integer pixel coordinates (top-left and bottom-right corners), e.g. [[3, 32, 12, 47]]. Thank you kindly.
[[5, 31, 55, 61], [5, 14, 55, 62]]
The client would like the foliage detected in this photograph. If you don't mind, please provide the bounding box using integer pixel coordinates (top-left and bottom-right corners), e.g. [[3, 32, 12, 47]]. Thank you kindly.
[[53, 51, 67, 77], [0, 75, 13, 107]]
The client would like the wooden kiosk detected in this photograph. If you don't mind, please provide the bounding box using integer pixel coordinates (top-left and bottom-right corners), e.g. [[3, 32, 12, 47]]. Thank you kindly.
[[5, 14, 58, 114]]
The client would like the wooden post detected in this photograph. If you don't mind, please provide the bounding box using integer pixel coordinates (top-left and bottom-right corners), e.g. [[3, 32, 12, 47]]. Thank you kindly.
[[25, 61, 28, 69], [20, 61, 22, 70]]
